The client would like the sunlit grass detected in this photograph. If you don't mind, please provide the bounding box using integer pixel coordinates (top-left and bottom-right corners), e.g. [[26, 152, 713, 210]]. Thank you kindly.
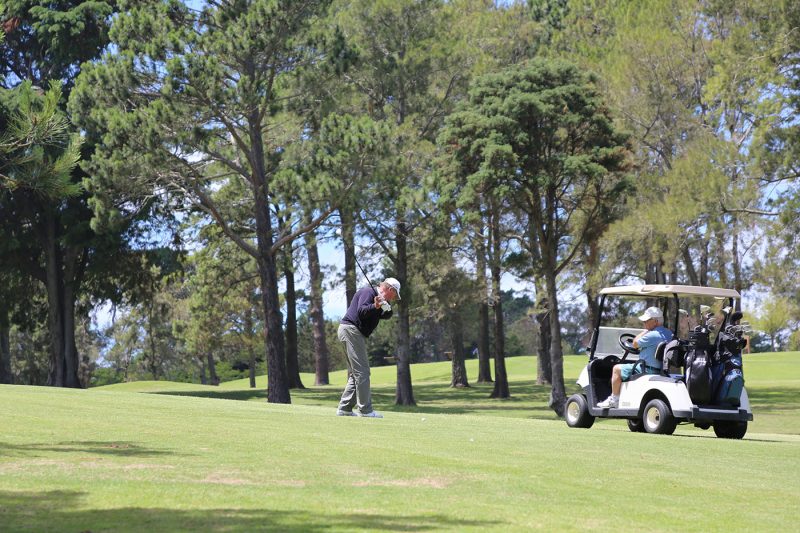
[[100, 352, 800, 434], [1, 379, 799, 532]]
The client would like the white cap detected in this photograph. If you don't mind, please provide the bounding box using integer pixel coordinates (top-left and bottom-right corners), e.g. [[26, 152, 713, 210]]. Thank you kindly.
[[638, 306, 663, 321], [383, 277, 401, 299]]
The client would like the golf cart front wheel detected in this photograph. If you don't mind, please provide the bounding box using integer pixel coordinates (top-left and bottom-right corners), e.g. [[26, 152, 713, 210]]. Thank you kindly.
[[642, 399, 677, 435], [713, 420, 747, 439], [565, 394, 595, 429]]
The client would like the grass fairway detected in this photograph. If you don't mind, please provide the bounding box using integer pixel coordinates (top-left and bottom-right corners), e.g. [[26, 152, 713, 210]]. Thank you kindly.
[[2, 354, 799, 531]]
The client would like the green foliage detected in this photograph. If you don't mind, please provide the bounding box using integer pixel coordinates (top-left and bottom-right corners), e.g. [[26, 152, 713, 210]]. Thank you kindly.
[[70, 0, 343, 234], [441, 58, 631, 216], [89, 365, 125, 387], [0, 81, 82, 197], [553, 0, 792, 289], [0, 1, 115, 89], [750, 296, 798, 352], [1, 0, 799, 400]]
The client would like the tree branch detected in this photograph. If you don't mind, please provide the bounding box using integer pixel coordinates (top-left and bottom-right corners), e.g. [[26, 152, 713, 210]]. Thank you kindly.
[[719, 202, 778, 216]]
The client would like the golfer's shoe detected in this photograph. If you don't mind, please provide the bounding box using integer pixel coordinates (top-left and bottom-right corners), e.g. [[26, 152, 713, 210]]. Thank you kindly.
[[358, 410, 384, 418], [336, 409, 356, 416], [597, 396, 618, 409]]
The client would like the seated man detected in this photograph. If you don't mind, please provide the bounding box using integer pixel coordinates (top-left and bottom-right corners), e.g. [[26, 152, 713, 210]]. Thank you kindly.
[[597, 307, 673, 408]]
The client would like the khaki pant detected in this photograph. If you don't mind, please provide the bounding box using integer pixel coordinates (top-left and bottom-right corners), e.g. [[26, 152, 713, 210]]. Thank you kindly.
[[337, 324, 373, 414]]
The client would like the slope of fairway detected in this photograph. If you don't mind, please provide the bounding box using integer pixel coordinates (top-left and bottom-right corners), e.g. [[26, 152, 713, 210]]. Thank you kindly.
[[97, 353, 800, 434], [1, 384, 799, 532]]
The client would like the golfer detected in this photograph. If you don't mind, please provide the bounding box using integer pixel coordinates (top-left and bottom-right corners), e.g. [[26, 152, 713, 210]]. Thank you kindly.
[[336, 277, 401, 418], [597, 306, 672, 408]]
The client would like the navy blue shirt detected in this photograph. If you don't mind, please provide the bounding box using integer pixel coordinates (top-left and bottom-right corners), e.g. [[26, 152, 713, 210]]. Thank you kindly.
[[341, 285, 393, 337]]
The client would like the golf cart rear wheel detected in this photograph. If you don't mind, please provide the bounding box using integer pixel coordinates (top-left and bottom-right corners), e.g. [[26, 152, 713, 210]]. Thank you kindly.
[[642, 399, 677, 435], [565, 394, 595, 429], [713, 420, 747, 439], [627, 418, 645, 432]]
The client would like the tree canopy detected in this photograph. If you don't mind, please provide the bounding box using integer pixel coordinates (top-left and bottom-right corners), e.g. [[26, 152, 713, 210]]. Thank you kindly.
[[1, 0, 798, 402]]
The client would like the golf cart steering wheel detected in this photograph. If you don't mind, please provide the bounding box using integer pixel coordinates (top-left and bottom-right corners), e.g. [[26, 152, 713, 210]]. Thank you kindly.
[[618, 333, 641, 360]]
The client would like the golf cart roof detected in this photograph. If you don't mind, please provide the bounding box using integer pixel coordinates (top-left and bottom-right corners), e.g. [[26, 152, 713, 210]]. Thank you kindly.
[[599, 284, 740, 299]]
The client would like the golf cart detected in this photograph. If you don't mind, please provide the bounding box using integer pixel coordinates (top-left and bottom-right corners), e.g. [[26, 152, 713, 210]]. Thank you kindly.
[[565, 285, 753, 438]]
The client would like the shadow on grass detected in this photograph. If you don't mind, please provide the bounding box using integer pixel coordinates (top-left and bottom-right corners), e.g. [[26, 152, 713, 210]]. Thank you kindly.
[[142, 378, 800, 420], [0, 490, 502, 532], [747, 386, 800, 412], [0, 441, 178, 459], [151, 389, 269, 401], [670, 433, 791, 443], [150, 380, 566, 418]]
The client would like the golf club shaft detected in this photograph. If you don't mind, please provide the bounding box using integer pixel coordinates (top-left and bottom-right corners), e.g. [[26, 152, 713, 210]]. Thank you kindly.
[[353, 253, 376, 291]]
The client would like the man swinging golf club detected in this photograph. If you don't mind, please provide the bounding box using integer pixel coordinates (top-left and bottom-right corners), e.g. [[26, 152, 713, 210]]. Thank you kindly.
[[336, 277, 401, 418]]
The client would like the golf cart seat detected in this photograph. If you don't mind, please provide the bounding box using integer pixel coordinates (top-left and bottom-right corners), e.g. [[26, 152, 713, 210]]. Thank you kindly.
[[625, 341, 675, 382], [661, 339, 686, 377], [654, 341, 667, 366]]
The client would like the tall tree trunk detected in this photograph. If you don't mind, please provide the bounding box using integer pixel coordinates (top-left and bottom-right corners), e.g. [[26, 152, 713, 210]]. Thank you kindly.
[[245, 308, 257, 389], [44, 210, 65, 387], [0, 311, 11, 384], [715, 228, 729, 287], [394, 219, 415, 406], [545, 259, 567, 417], [123, 348, 132, 383], [682, 244, 699, 286], [656, 258, 666, 284], [249, 118, 290, 404], [489, 206, 509, 398], [26, 333, 42, 386], [197, 356, 207, 385], [207, 352, 219, 386], [700, 238, 709, 286], [339, 207, 357, 305], [528, 215, 549, 385], [39, 206, 84, 388], [304, 225, 330, 386], [147, 305, 159, 381], [62, 269, 80, 388], [282, 242, 304, 389], [535, 289, 552, 385], [257, 250, 290, 403], [475, 221, 493, 383], [732, 220, 743, 310], [449, 306, 469, 388]]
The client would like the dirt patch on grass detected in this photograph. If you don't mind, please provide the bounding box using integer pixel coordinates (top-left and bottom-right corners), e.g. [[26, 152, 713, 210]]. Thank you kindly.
[[352, 477, 449, 489], [201, 472, 255, 485], [199, 472, 306, 487], [121, 463, 176, 471], [0, 458, 175, 474]]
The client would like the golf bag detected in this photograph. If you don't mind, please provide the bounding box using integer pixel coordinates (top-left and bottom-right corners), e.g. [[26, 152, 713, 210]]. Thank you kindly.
[[684, 327, 712, 405], [711, 329, 746, 407]]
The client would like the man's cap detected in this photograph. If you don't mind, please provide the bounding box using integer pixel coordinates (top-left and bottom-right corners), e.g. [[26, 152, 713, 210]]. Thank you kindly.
[[638, 306, 663, 321], [383, 277, 401, 299]]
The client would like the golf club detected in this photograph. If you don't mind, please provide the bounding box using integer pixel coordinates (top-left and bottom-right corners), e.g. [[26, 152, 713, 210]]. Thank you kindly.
[[336, 227, 391, 312]]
